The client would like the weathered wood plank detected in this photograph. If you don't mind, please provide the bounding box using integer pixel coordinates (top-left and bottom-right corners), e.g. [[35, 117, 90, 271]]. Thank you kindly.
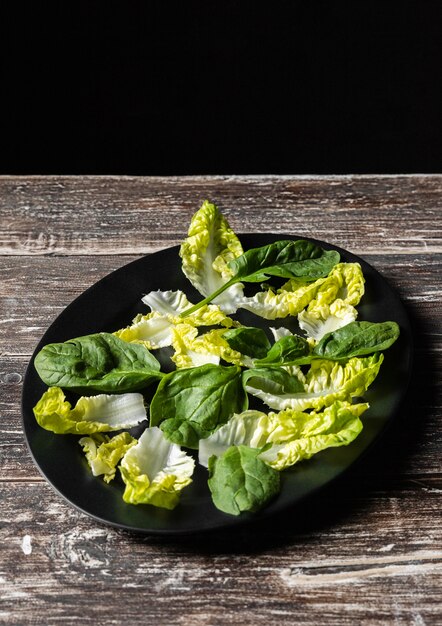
[[0, 175, 441, 256], [0, 481, 441, 625]]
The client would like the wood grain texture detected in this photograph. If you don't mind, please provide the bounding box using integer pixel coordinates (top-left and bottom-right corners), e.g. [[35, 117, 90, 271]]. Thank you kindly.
[[0, 176, 441, 625], [0, 175, 441, 255]]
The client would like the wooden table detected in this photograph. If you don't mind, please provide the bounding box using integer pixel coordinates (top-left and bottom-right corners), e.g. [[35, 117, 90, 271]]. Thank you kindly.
[[1, 175, 441, 625]]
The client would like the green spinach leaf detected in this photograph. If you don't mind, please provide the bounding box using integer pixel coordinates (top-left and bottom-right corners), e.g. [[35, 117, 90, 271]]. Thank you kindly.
[[242, 366, 304, 396], [34, 332, 162, 393], [313, 321, 400, 360], [256, 334, 311, 366], [150, 364, 248, 448], [223, 326, 271, 359], [208, 445, 280, 515], [256, 321, 400, 366], [228, 240, 340, 282]]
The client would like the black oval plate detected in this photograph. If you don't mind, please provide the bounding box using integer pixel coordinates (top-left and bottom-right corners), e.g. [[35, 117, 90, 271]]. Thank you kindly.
[[22, 235, 412, 534]]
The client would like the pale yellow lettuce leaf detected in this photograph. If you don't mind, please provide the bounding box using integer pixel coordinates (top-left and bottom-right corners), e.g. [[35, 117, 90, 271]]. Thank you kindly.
[[246, 353, 383, 411], [298, 299, 358, 341], [259, 402, 367, 470], [179, 200, 244, 313], [79, 432, 136, 483], [199, 401, 367, 471], [33, 387, 147, 435], [114, 289, 234, 350], [170, 326, 244, 369], [120, 427, 195, 509]]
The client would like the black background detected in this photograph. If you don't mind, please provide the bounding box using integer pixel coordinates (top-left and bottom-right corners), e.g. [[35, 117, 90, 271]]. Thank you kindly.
[[1, 1, 441, 175]]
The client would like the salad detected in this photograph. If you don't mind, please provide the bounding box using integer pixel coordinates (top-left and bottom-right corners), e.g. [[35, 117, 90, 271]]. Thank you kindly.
[[32, 201, 400, 516]]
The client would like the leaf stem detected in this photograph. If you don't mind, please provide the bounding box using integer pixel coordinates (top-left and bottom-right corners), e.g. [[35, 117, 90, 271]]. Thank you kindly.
[[180, 278, 237, 318]]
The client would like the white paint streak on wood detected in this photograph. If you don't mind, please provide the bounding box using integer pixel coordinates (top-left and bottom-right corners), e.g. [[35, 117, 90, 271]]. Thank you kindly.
[[378, 544, 396, 552], [279, 551, 442, 587], [21, 534, 32, 555]]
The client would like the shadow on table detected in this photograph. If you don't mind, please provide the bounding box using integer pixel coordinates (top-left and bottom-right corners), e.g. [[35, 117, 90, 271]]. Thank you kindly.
[[121, 300, 437, 556]]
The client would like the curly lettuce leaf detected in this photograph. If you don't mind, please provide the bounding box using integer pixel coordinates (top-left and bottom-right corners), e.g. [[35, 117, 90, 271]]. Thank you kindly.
[[298, 300, 358, 341], [282, 262, 365, 307], [246, 353, 384, 411], [199, 401, 367, 472], [259, 401, 367, 470], [120, 427, 195, 509], [208, 445, 280, 515], [79, 432, 136, 483], [179, 200, 244, 313], [232, 262, 363, 321], [141, 289, 193, 316], [235, 282, 324, 320], [270, 326, 293, 341], [115, 290, 234, 350], [141, 289, 233, 327], [199, 409, 274, 467], [294, 263, 365, 340], [170, 324, 221, 369], [170, 325, 244, 369], [33, 387, 147, 434], [114, 312, 177, 349]]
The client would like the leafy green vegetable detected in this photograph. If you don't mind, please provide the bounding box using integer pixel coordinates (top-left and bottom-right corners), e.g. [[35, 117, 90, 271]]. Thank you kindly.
[[256, 334, 311, 366], [270, 327, 293, 341], [34, 332, 162, 393], [79, 432, 136, 483], [170, 326, 243, 369], [223, 326, 271, 359], [246, 354, 384, 411], [228, 240, 340, 282], [114, 313, 178, 350], [120, 427, 195, 509], [313, 321, 400, 360], [141, 289, 195, 316], [256, 321, 400, 366], [234, 282, 323, 320], [259, 402, 367, 470], [237, 262, 364, 322], [208, 445, 280, 515], [181, 240, 340, 318], [179, 200, 245, 313], [141, 290, 235, 329], [199, 410, 270, 467], [242, 366, 304, 398], [33, 387, 147, 434], [31, 200, 400, 518], [170, 324, 220, 369], [298, 300, 357, 341], [150, 364, 248, 448], [199, 401, 367, 471], [115, 290, 234, 351], [282, 262, 365, 308]]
